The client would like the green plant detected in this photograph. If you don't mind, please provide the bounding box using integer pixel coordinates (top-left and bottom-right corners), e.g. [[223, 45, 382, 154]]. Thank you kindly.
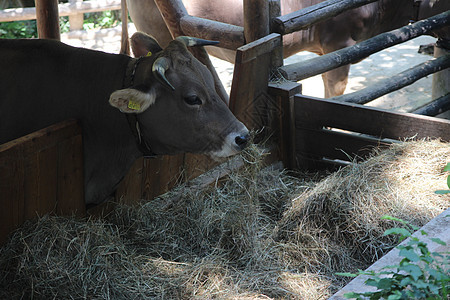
[[337, 216, 449, 299], [435, 163, 450, 195], [0, 20, 37, 38], [82, 10, 120, 30]]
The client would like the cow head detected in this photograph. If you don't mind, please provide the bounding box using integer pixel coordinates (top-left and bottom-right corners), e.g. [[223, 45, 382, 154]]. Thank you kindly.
[[109, 32, 249, 158]]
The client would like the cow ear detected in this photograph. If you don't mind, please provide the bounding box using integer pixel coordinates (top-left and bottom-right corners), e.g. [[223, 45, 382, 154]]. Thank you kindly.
[[109, 88, 156, 113], [130, 32, 163, 57]]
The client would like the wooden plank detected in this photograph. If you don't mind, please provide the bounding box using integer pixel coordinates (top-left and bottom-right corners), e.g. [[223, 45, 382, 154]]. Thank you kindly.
[[35, 0, 60, 40], [0, 120, 81, 156], [56, 134, 85, 216], [229, 34, 282, 130], [23, 145, 58, 219], [115, 157, 144, 205], [294, 95, 450, 142], [183, 153, 219, 182], [0, 120, 84, 245], [141, 154, 184, 201], [279, 11, 450, 82], [0, 149, 24, 245]]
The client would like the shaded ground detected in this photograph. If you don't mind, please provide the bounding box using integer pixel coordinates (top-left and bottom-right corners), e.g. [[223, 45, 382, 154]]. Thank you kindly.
[[61, 25, 438, 113]]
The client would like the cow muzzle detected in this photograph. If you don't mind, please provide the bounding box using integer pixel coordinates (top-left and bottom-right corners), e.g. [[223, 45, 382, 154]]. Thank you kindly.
[[210, 125, 250, 158]]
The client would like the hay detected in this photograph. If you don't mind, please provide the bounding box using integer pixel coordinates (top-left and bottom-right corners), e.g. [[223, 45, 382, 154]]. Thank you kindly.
[[1, 140, 448, 299]]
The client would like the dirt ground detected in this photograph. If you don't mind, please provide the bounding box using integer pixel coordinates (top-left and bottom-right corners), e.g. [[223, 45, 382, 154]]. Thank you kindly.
[[61, 24, 439, 113]]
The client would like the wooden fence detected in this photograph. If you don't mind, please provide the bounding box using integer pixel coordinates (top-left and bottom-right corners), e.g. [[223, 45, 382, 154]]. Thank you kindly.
[[0, 120, 85, 244], [0, 0, 121, 30]]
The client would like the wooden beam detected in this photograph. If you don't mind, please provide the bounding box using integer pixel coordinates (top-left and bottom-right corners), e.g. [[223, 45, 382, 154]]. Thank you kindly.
[[412, 93, 450, 116], [243, 0, 269, 43], [153, 0, 187, 38], [180, 15, 244, 50], [35, 0, 60, 40], [295, 95, 450, 142], [293, 95, 450, 169], [272, 0, 378, 35], [0, 0, 121, 22], [279, 11, 450, 82], [331, 54, 450, 104]]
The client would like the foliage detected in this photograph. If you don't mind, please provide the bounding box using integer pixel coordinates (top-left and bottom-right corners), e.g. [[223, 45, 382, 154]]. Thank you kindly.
[[0, 20, 37, 38], [82, 10, 120, 31], [435, 163, 450, 194], [337, 216, 449, 300]]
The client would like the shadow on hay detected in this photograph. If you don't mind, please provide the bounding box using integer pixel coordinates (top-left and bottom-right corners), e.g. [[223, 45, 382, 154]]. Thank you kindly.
[[0, 140, 448, 299]]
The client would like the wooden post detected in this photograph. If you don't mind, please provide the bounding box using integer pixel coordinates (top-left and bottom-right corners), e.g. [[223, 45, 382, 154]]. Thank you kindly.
[[35, 0, 60, 40], [268, 81, 302, 169], [432, 41, 450, 102], [243, 0, 269, 43], [69, 0, 84, 31], [268, 0, 283, 69]]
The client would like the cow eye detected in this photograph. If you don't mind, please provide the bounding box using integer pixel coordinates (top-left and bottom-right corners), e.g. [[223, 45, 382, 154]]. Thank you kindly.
[[184, 96, 202, 106]]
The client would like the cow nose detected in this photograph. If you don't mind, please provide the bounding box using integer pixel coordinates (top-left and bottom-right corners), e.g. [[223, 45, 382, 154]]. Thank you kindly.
[[235, 134, 249, 150]]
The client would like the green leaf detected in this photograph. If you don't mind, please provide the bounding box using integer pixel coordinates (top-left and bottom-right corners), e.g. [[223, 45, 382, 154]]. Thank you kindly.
[[343, 292, 361, 299], [400, 276, 413, 286], [377, 278, 394, 290], [399, 248, 420, 262], [384, 228, 411, 237], [386, 294, 402, 300], [435, 190, 450, 194], [443, 162, 450, 172], [381, 215, 407, 224], [399, 264, 423, 281], [365, 278, 380, 287], [430, 237, 446, 246], [336, 272, 358, 277]]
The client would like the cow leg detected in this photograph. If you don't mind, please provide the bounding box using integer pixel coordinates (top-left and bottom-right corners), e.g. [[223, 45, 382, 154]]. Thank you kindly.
[[321, 64, 351, 98]]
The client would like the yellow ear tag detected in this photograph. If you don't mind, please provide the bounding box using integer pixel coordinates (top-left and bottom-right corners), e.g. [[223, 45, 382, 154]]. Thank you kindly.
[[128, 100, 141, 111], [146, 51, 152, 57]]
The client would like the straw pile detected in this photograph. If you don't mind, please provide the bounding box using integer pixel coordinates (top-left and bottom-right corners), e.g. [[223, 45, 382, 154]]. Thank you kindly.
[[0, 140, 448, 299]]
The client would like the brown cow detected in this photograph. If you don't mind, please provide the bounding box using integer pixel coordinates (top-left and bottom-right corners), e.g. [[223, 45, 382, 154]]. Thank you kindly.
[[0, 33, 249, 204], [127, 0, 449, 97]]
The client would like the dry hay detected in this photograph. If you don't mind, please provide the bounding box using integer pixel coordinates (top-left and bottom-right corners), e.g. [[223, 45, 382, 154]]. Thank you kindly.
[[0, 140, 448, 299]]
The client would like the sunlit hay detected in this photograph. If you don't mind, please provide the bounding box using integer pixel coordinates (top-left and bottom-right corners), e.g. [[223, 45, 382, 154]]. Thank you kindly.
[[0, 140, 448, 299], [275, 139, 449, 276]]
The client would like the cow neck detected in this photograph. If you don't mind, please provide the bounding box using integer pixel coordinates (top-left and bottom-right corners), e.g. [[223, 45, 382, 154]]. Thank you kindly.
[[123, 57, 157, 158]]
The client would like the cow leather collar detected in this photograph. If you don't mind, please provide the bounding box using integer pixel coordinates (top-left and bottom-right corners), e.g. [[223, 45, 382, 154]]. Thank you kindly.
[[123, 57, 157, 158]]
